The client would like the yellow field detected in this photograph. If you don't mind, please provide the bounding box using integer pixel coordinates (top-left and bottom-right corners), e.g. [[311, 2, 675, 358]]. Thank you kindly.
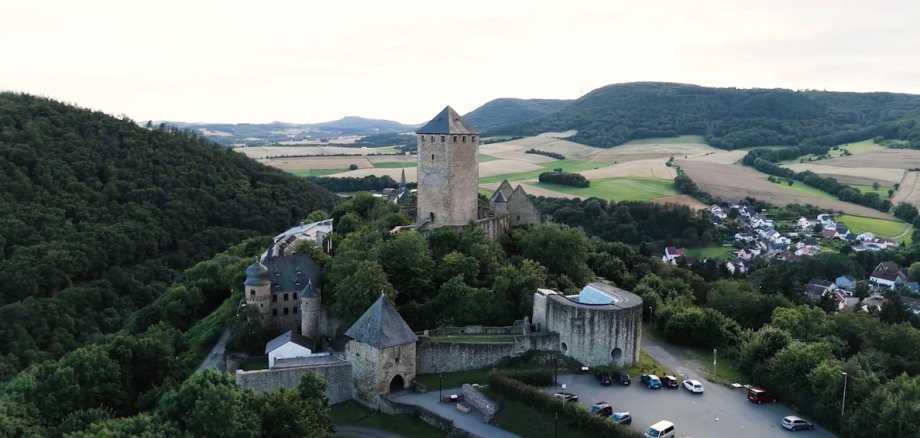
[[892, 172, 920, 207], [578, 158, 677, 180], [330, 167, 418, 181], [264, 156, 373, 170], [783, 163, 905, 185], [685, 150, 748, 164], [586, 135, 719, 163]]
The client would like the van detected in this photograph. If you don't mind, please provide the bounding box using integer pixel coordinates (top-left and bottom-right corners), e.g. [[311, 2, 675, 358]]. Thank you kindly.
[[747, 387, 777, 404], [644, 420, 675, 438]]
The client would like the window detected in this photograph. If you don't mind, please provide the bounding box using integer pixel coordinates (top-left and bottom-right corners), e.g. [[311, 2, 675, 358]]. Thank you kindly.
[[440, 135, 445, 142], [272, 309, 278, 316], [430, 135, 434, 142], [429, 212, 434, 221], [462, 135, 466, 142], [249, 289, 255, 295], [472, 135, 477, 143], [294, 307, 298, 314], [284, 308, 289, 315], [293, 293, 298, 300], [453, 135, 457, 142], [272, 294, 277, 302], [431, 154, 434, 160], [517, 215, 521, 221], [283, 293, 289, 301]]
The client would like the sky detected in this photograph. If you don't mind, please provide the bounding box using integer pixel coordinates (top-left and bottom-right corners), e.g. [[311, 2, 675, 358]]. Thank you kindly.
[[2, 0, 919, 124]]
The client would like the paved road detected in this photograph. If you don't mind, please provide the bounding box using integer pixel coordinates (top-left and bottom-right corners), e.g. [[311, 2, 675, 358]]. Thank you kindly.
[[196, 328, 230, 372], [335, 425, 404, 438], [391, 389, 519, 438], [548, 329, 837, 438]]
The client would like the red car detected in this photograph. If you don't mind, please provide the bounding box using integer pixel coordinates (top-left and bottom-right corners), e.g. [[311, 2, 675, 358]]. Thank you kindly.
[[747, 387, 777, 404], [660, 375, 679, 389]]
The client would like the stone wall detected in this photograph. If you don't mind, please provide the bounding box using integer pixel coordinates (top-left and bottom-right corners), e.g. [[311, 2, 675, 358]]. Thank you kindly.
[[417, 134, 479, 227], [416, 332, 559, 374], [542, 294, 643, 367], [425, 324, 523, 337], [475, 215, 510, 241], [507, 189, 540, 226], [235, 361, 353, 404]]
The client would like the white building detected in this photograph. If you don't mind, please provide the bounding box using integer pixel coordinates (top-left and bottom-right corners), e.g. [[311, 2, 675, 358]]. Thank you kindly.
[[266, 330, 315, 368], [262, 219, 334, 260]]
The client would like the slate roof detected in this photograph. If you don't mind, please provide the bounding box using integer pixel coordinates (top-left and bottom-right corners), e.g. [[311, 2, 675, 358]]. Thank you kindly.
[[302, 279, 319, 298], [262, 254, 321, 293], [244, 261, 271, 287], [345, 294, 418, 349], [495, 179, 514, 200], [876, 261, 901, 273], [808, 278, 833, 288], [265, 330, 314, 354], [492, 191, 506, 203], [417, 106, 478, 135]]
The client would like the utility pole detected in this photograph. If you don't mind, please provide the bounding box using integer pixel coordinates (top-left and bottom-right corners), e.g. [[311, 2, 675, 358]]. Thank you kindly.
[[841, 372, 848, 419]]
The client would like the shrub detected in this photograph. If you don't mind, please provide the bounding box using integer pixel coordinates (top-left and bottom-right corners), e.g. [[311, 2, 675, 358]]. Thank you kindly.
[[538, 171, 590, 188]]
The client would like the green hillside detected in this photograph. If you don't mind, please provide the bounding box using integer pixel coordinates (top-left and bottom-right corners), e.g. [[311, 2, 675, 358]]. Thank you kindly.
[[464, 98, 571, 134], [490, 82, 920, 149], [0, 93, 338, 379]]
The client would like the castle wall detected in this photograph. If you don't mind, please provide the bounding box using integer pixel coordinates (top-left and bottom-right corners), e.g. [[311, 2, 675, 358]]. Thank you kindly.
[[416, 332, 559, 374], [541, 295, 643, 367], [380, 342, 417, 392], [475, 215, 510, 241], [417, 135, 478, 227], [507, 193, 540, 226], [235, 361, 353, 404], [425, 323, 523, 337]]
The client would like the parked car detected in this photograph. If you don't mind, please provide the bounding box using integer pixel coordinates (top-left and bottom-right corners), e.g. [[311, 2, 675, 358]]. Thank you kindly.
[[747, 387, 777, 404], [641, 374, 662, 389], [781, 416, 814, 431], [660, 375, 679, 389], [609, 411, 632, 425], [644, 420, 676, 438], [552, 392, 578, 402], [682, 379, 704, 394], [595, 372, 613, 386], [613, 371, 631, 385], [589, 402, 613, 417]]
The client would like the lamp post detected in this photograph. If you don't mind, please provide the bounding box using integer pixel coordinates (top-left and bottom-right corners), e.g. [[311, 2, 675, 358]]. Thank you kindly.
[[554, 412, 558, 438], [841, 372, 848, 419], [713, 348, 718, 381], [439, 373, 443, 404]]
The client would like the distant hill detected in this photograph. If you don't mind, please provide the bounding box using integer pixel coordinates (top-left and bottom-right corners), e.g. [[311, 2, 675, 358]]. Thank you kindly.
[[464, 98, 571, 134], [490, 82, 920, 149], [166, 116, 417, 146], [0, 93, 338, 379]]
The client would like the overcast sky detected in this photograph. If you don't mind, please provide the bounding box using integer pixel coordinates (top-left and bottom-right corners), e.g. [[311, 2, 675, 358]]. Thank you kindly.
[[2, 0, 919, 124]]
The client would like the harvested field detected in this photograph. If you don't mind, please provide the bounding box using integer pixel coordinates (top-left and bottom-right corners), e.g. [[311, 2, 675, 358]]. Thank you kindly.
[[579, 158, 677, 180], [478, 159, 544, 176], [782, 163, 905, 184], [367, 155, 416, 164], [483, 149, 559, 164], [587, 136, 719, 163], [677, 160, 894, 220], [892, 172, 920, 207], [535, 130, 577, 138], [685, 150, 748, 164], [480, 137, 601, 159], [235, 145, 399, 159], [817, 149, 920, 169], [263, 156, 373, 170], [652, 195, 708, 210], [329, 167, 418, 181]]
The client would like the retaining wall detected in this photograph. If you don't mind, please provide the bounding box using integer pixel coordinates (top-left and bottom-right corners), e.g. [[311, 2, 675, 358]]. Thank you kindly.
[[235, 361, 353, 404]]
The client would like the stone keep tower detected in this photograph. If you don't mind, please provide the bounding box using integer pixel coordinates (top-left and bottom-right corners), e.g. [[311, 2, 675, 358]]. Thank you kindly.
[[300, 280, 321, 340], [416, 106, 479, 227], [244, 261, 272, 328]]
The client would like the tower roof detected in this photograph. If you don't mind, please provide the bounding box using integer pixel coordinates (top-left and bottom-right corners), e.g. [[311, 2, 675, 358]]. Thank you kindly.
[[492, 190, 506, 203], [399, 168, 406, 188], [345, 294, 418, 349], [244, 261, 270, 286], [417, 106, 478, 135], [302, 279, 319, 298]]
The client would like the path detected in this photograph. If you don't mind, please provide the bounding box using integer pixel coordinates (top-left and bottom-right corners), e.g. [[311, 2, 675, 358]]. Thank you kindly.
[[893, 224, 913, 239], [391, 390, 519, 438], [196, 328, 230, 372], [334, 425, 404, 438]]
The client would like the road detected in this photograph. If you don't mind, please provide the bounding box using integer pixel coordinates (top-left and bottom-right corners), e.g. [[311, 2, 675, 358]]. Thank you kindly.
[[391, 389, 519, 438], [196, 328, 230, 372], [552, 328, 837, 438], [334, 425, 404, 438]]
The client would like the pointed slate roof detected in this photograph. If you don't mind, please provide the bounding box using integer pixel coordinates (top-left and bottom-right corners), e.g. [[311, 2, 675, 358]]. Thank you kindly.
[[399, 168, 406, 189], [265, 330, 313, 354], [492, 190, 506, 203], [302, 279, 319, 298], [345, 294, 418, 349], [417, 106, 478, 135], [493, 179, 514, 201], [509, 184, 529, 200]]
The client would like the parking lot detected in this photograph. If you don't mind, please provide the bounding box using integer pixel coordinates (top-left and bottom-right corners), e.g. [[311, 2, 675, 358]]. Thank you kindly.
[[554, 373, 837, 438]]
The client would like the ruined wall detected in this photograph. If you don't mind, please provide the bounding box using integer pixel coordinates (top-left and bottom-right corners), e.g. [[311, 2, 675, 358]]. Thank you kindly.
[[416, 332, 559, 374], [235, 361, 353, 404], [507, 191, 540, 226], [543, 296, 643, 367], [475, 215, 510, 241]]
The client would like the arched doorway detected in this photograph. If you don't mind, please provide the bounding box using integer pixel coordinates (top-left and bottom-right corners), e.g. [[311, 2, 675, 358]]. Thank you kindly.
[[611, 348, 623, 364], [389, 375, 405, 393]]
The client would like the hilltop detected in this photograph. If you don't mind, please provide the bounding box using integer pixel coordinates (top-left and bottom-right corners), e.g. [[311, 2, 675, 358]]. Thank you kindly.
[[166, 116, 417, 146], [489, 82, 920, 149], [0, 93, 338, 379], [463, 98, 572, 134]]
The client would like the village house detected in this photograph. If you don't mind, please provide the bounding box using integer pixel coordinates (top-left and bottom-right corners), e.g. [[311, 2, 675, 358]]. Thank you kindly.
[[265, 330, 321, 369], [870, 262, 907, 290], [901, 297, 920, 316], [662, 247, 686, 264], [797, 217, 814, 231]]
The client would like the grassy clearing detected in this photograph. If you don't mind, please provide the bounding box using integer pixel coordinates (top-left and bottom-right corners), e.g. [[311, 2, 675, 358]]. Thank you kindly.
[[777, 139, 883, 164], [479, 160, 609, 184], [288, 168, 347, 177], [416, 368, 493, 389], [620, 135, 708, 145], [777, 181, 837, 200], [625, 351, 672, 378], [836, 214, 911, 242], [331, 400, 442, 438], [479, 154, 500, 162], [683, 348, 746, 385], [850, 184, 890, 197], [532, 177, 678, 202], [481, 388, 594, 438], [372, 161, 415, 168], [429, 335, 515, 344], [685, 245, 733, 258]]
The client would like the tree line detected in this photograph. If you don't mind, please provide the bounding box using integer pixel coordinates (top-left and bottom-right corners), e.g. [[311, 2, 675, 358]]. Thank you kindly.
[[525, 148, 565, 159], [306, 175, 416, 193], [538, 171, 590, 187]]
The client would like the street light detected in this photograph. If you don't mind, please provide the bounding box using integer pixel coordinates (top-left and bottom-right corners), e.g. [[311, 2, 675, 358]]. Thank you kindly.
[[841, 372, 848, 418], [713, 348, 718, 381]]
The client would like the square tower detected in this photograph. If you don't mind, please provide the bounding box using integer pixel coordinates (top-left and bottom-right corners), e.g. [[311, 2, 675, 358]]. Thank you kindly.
[[416, 106, 479, 227]]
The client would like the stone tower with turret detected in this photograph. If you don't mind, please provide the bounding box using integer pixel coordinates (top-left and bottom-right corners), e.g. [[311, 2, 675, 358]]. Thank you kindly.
[[300, 279, 321, 340], [244, 261, 272, 328], [416, 106, 479, 227]]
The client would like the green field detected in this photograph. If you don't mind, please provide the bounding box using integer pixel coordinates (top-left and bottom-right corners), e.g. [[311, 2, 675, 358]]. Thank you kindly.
[[777, 181, 837, 200], [532, 177, 678, 202], [372, 162, 415, 168], [621, 134, 707, 145], [850, 184, 890, 197], [479, 160, 611, 184], [331, 400, 441, 438], [778, 139, 883, 164], [836, 214, 911, 243], [288, 168, 347, 177], [478, 154, 500, 162], [685, 245, 734, 258]]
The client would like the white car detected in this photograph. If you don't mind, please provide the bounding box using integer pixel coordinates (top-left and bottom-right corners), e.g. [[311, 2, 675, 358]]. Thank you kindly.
[[682, 379, 704, 393]]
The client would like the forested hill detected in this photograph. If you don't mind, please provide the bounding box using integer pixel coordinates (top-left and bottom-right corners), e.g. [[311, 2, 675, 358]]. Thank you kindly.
[[168, 116, 417, 146], [464, 98, 571, 134], [0, 93, 337, 378], [489, 82, 920, 149]]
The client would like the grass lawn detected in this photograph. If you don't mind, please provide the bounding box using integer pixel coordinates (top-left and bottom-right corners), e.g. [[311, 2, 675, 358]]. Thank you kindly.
[[621, 134, 707, 145], [331, 400, 442, 438], [479, 160, 611, 184], [288, 168, 347, 177], [777, 181, 837, 200], [481, 388, 594, 438], [372, 162, 415, 168], [532, 177, 678, 202], [240, 357, 269, 371], [850, 184, 891, 197], [478, 154, 500, 162], [625, 351, 673, 378], [416, 368, 493, 389], [683, 348, 746, 385], [429, 335, 515, 344], [836, 214, 911, 243], [685, 245, 734, 258]]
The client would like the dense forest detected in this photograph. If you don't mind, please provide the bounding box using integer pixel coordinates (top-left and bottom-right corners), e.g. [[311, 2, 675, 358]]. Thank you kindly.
[[464, 98, 571, 134], [0, 93, 337, 380], [490, 82, 920, 149], [306, 174, 416, 193]]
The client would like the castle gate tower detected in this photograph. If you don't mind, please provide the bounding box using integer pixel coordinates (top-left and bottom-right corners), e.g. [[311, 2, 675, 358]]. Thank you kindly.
[[416, 106, 479, 227]]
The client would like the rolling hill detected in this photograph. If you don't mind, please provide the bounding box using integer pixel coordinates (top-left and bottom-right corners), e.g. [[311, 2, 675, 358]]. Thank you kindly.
[[490, 82, 920, 149], [464, 98, 571, 134], [166, 116, 417, 146]]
